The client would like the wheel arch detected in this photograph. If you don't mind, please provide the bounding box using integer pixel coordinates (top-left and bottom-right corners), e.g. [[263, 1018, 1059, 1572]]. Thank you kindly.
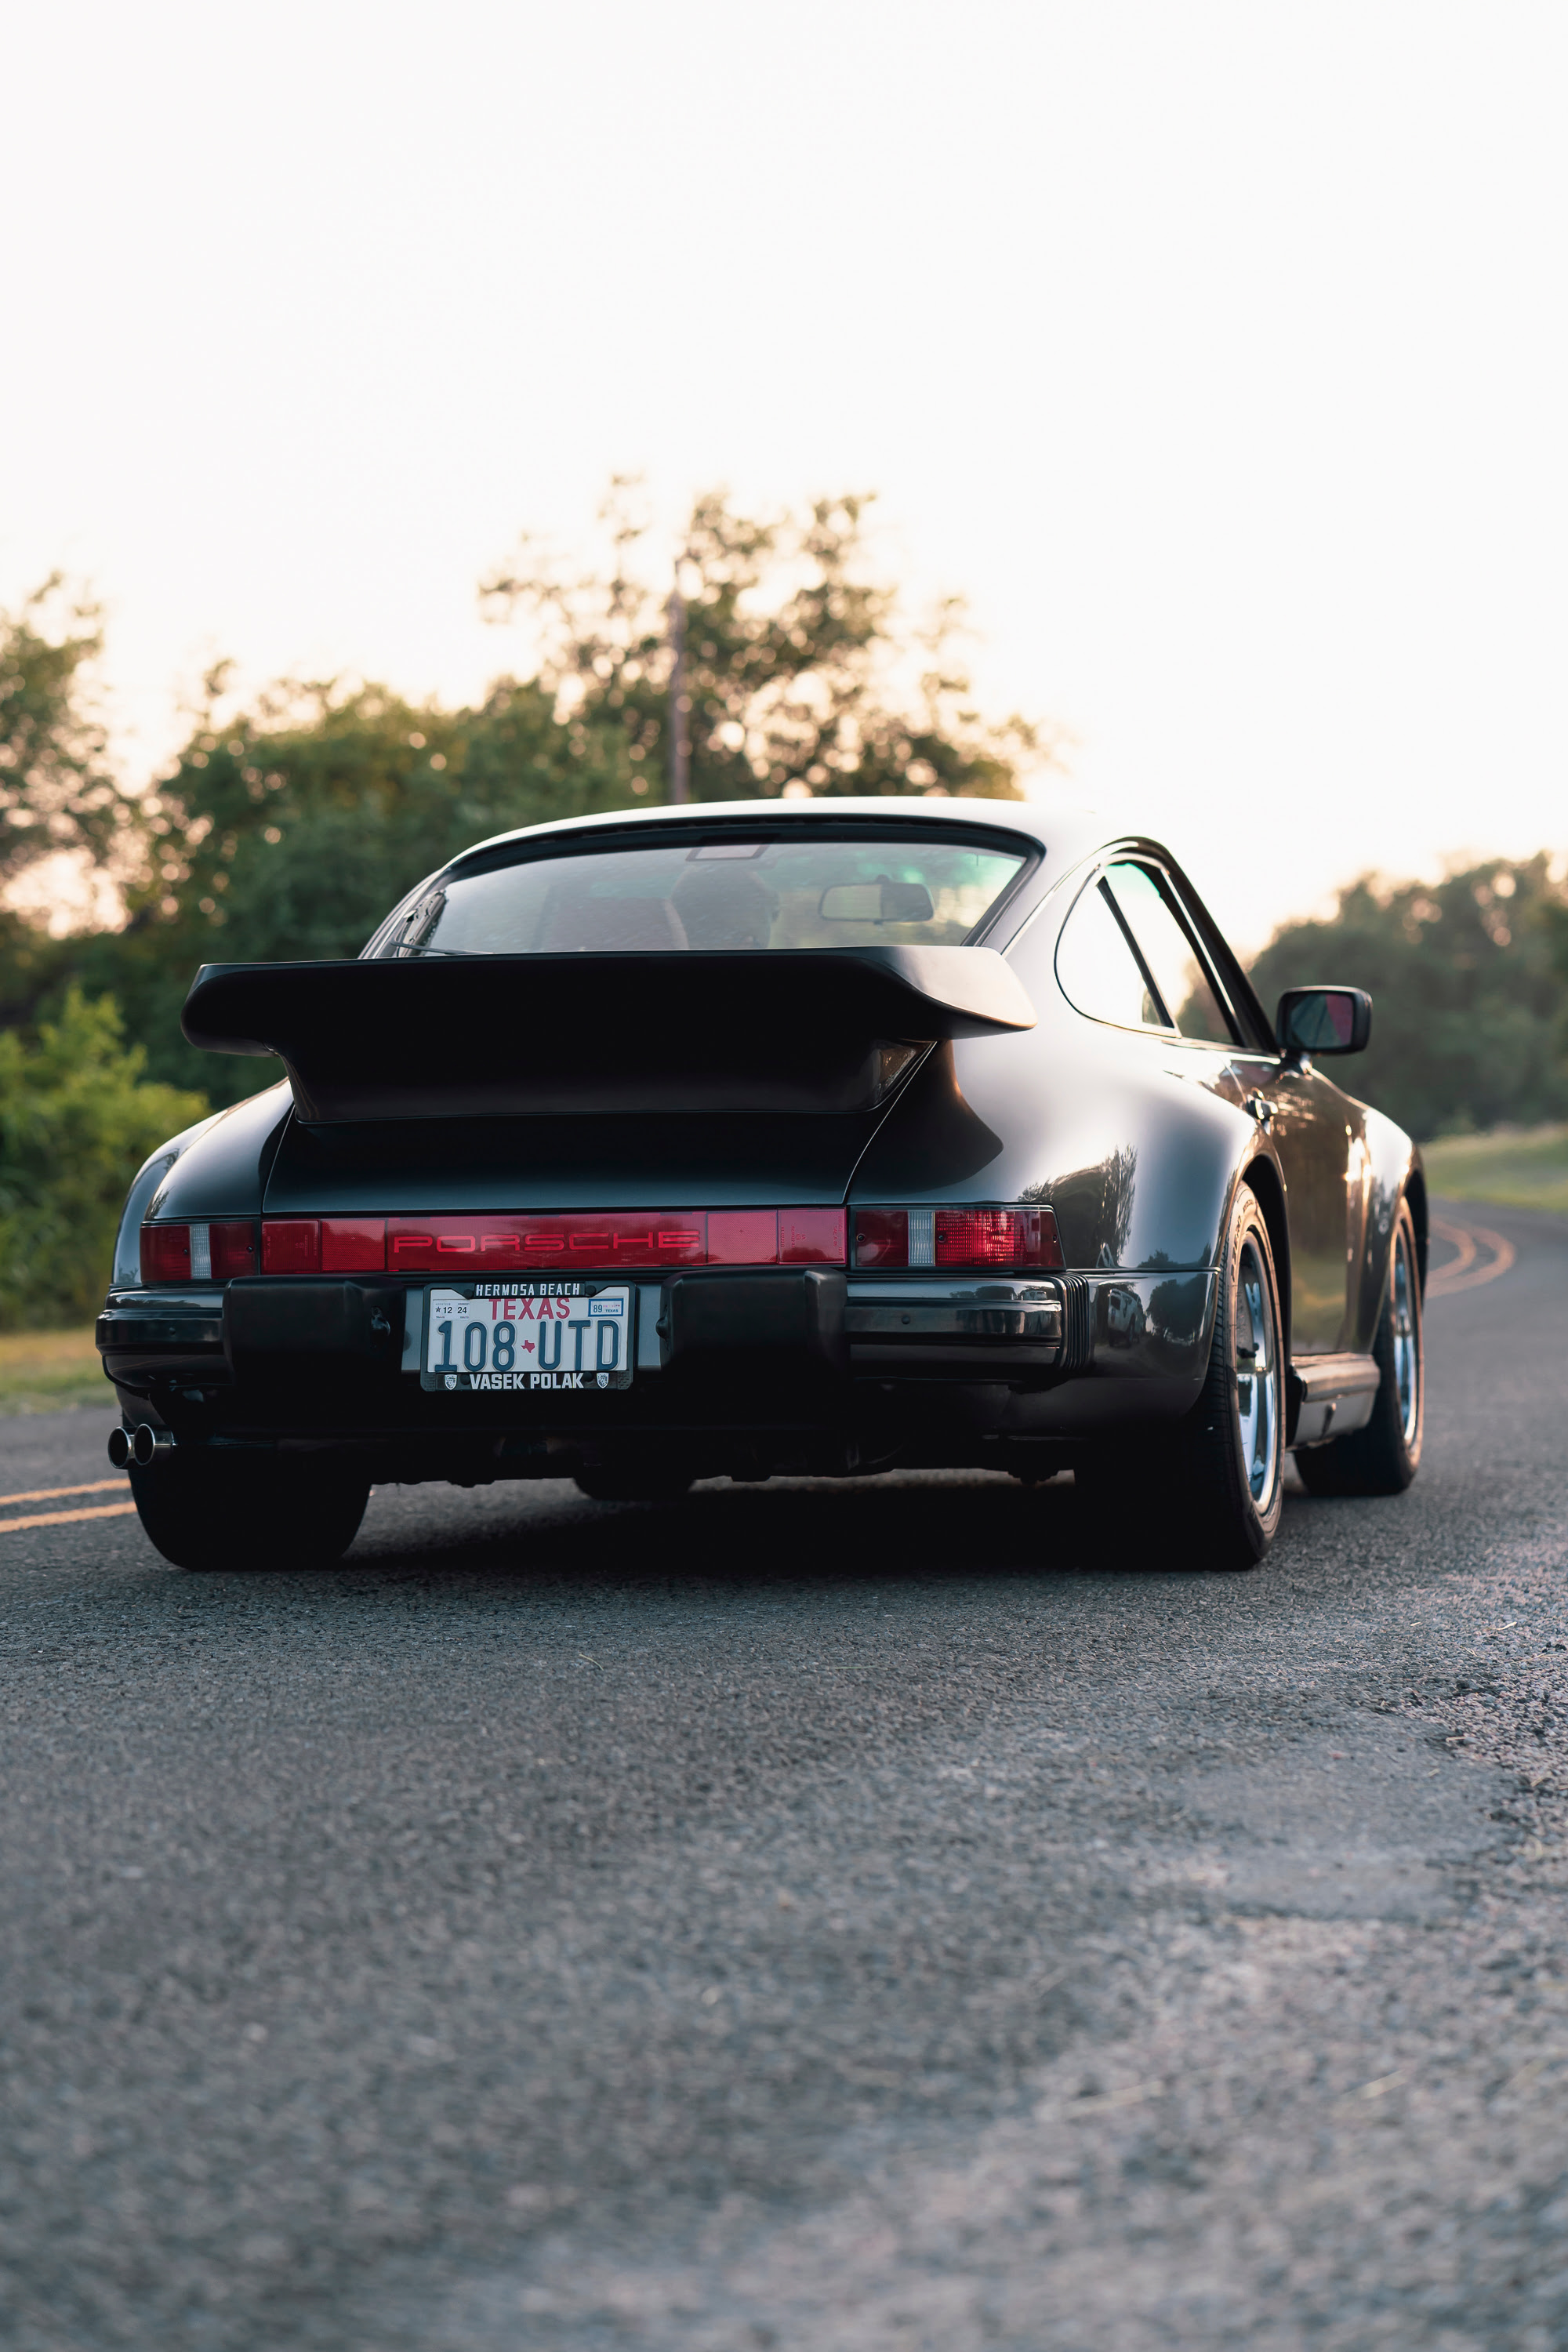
[[1404, 1160, 1429, 1298], [1236, 1147, 1292, 1369], [1355, 1109, 1425, 1341]]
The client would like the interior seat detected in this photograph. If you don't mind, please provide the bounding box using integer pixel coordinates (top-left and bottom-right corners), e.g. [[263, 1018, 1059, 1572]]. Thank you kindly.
[[539, 895, 689, 952]]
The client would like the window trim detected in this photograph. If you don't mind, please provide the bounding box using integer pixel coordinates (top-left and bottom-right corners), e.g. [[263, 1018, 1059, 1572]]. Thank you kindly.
[[1156, 859, 1275, 1051], [367, 816, 1045, 960], [1095, 872, 1174, 1028], [1055, 855, 1247, 1048]]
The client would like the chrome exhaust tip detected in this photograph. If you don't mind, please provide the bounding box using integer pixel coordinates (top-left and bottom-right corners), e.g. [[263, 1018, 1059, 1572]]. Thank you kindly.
[[129, 1423, 174, 1468], [107, 1425, 132, 1469]]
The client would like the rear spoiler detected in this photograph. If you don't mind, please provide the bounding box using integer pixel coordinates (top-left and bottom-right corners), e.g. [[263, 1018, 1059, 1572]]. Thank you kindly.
[[181, 946, 1036, 1124]]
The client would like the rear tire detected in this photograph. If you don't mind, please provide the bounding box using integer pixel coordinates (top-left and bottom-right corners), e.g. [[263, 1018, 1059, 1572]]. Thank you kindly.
[[1295, 1197, 1424, 1497], [128, 1446, 370, 1571], [1173, 1183, 1286, 1570]]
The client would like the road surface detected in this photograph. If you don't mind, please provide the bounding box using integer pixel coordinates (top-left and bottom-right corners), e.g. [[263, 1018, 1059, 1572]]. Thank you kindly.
[[2, 1200, 1565, 2350]]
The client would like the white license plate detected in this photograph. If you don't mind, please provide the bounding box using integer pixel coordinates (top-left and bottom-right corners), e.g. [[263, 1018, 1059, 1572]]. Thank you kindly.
[[420, 1283, 633, 1394]]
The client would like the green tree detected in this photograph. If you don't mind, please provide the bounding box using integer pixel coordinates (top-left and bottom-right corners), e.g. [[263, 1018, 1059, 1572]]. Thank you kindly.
[[0, 577, 128, 890], [0, 990, 206, 1327], [7, 489, 1060, 1099], [75, 670, 634, 1096], [481, 483, 1054, 805], [1544, 898, 1568, 1031], [1247, 856, 1568, 1140]]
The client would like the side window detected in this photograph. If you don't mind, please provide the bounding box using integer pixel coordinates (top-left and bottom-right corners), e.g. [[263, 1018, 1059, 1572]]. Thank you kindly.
[[1055, 874, 1171, 1030], [1101, 863, 1238, 1044]]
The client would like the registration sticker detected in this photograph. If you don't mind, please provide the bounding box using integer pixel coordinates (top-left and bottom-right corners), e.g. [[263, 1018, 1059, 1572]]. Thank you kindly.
[[420, 1282, 634, 1394]]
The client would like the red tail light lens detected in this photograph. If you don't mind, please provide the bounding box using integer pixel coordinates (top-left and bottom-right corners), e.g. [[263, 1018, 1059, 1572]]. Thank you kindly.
[[220, 1210, 853, 1276], [140, 1224, 191, 1283], [263, 1219, 383, 1272], [210, 1221, 257, 1278], [781, 1208, 847, 1265], [853, 1210, 909, 1269], [935, 1208, 1063, 1269], [707, 1210, 779, 1265], [262, 1219, 321, 1273], [140, 1208, 1065, 1281], [321, 1218, 387, 1272], [853, 1206, 1064, 1272]]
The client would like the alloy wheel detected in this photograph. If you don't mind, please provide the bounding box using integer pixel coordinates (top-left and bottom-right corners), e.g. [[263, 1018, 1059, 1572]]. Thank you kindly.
[[1235, 1234, 1281, 1515], [1392, 1222, 1420, 1446]]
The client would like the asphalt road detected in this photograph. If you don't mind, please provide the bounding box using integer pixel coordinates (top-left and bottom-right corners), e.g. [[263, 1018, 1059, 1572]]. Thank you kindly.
[[2, 1198, 1566, 2351]]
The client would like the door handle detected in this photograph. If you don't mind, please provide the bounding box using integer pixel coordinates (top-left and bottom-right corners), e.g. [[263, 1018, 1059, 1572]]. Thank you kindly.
[[1245, 1091, 1274, 1130]]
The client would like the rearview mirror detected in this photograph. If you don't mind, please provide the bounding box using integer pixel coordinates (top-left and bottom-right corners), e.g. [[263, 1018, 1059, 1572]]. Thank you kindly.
[[1275, 986, 1372, 1056], [819, 880, 935, 924]]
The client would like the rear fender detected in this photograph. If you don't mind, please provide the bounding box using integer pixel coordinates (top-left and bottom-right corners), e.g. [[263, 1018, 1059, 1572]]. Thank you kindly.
[[1235, 1148, 1293, 1370], [147, 1082, 293, 1220], [860, 1022, 1262, 1278], [1351, 1109, 1421, 1346]]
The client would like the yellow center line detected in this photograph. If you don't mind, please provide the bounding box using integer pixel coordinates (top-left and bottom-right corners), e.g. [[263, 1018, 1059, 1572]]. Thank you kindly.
[[1428, 1218, 1517, 1299], [0, 1478, 128, 1508], [0, 1503, 139, 1535], [1429, 1216, 1478, 1282]]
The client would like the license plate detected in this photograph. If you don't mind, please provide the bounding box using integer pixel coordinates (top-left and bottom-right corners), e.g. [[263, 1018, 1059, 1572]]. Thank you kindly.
[[420, 1283, 634, 1394]]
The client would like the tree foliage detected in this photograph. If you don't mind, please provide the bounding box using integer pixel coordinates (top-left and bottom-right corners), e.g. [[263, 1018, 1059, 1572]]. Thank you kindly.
[[2, 488, 1055, 1099], [57, 665, 657, 1097], [0, 578, 128, 890], [481, 483, 1053, 805], [0, 990, 205, 1327], [1247, 856, 1568, 1140]]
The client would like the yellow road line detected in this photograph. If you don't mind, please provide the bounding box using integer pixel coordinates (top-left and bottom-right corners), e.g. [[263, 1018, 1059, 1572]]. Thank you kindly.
[[0, 1478, 127, 1508], [0, 1503, 138, 1535], [1428, 1217, 1477, 1283], [1428, 1218, 1517, 1299]]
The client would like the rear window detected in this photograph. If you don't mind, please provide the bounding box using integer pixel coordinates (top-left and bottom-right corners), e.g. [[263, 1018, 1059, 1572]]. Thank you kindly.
[[380, 833, 1030, 956]]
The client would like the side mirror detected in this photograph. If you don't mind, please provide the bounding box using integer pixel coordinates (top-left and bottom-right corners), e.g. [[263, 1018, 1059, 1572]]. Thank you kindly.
[[818, 880, 935, 924], [1275, 986, 1372, 1056]]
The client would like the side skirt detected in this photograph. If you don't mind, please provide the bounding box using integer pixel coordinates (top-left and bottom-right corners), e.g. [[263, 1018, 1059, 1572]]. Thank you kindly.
[[1289, 1352, 1381, 1448]]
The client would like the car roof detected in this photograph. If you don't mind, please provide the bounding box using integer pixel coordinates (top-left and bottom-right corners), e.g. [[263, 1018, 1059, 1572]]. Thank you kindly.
[[448, 793, 1123, 880]]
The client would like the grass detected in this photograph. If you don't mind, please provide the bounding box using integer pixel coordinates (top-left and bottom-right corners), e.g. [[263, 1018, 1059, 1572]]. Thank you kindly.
[[1421, 1123, 1568, 1214], [0, 1327, 111, 1414]]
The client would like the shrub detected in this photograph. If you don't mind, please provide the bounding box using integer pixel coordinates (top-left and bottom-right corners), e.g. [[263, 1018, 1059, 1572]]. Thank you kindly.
[[0, 991, 206, 1328]]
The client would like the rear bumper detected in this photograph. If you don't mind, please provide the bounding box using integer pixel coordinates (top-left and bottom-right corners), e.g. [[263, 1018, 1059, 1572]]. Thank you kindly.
[[97, 1266, 1216, 1475]]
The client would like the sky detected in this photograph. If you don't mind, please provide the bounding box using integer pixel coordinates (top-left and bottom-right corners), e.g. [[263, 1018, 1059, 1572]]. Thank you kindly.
[[3, 1, 1566, 952]]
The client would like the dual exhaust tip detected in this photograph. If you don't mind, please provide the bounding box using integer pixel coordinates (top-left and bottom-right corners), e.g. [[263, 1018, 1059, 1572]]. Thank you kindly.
[[108, 1423, 175, 1470]]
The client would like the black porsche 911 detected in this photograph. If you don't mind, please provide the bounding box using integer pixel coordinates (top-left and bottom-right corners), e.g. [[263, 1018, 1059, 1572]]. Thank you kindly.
[[98, 797, 1425, 1572]]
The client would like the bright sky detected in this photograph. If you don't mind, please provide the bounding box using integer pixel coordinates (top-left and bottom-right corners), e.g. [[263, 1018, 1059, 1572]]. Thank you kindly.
[[4, 2, 1566, 952]]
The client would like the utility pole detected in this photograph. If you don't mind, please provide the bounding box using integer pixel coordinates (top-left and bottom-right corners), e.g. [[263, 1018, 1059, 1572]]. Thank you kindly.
[[666, 581, 691, 804]]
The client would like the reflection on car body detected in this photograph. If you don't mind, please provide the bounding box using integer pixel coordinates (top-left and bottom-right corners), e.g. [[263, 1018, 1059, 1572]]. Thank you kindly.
[[1103, 1284, 1148, 1348]]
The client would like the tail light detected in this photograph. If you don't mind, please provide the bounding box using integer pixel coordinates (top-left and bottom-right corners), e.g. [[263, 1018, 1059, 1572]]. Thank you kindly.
[[936, 1209, 1061, 1269], [262, 1220, 321, 1273], [140, 1221, 259, 1281], [851, 1210, 909, 1270], [140, 1210, 851, 1279], [852, 1205, 1063, 1271], [211, 1221, 257, 1277], [321, 1218, 387, 1271], [261, 1218, 387, 1273], [140, 1225, 192, 1283], [383, 1210, 846, 1272]]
